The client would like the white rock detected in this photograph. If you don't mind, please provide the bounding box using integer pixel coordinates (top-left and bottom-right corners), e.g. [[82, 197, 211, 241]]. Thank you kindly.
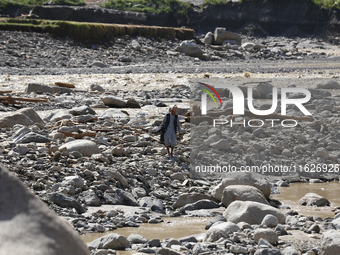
[[214, 27, 241, 45], [132, 40, 141, 50], [254, 229, 278, 244], [59, 139, 101, 157], [202, 32, 213, 45], [261, 214, 279, 227], [180, 40, 203, 57]]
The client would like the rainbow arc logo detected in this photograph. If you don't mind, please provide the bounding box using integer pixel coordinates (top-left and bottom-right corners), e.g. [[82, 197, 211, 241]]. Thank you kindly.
[[197, 82, 222, 107]]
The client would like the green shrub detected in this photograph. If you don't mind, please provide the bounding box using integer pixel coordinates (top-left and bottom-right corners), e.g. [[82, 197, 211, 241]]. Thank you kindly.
[[103, 0, 192, 16], [202, 0, 340, 10], [0, 0, 85, 8]]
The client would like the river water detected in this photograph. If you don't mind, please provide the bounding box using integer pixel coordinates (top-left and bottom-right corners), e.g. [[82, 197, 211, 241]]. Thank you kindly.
[[272, 180, 340, 219], [82, 217, 209, 255], [82, 181, 340, 253]]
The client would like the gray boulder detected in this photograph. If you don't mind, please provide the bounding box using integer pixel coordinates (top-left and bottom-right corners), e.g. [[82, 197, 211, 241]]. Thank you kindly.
[[47, 192, 85, 214], [205, 215, 227, 230], [184, 199, 219, 211], [126, 98, 141, 108], [100, 96, 127, 108], [0, 165, 90, 255], [254, 229, 278, 244], [90, 84, 105, 92], [211, 173, 271, 201], [139, 197, 164, 213], [59, 140, 101, 157], [109, 170, 129, 188], [321, 230, 340, 255], [13, 131, 50, 143], [0, 108, 44, 128], [298, 193, 330, 207], [309, 89, 332, 98], [88, 233, 130, 250], [202, 32, 214, 45], [104, 189, 139, 206], [62, 176, 84, 188], [214, 27, 241, 45], [45, 109, 72, 122], [221, 185, 269, 207], [223, 201, 285, 225], [332, 217, 340, 229], [204, 228, 228, 242], [127, 234, 148, 244], [254, 248, 281, 255], [131, 40, 141, 50], [317, 81, 340, 89], [26, 83, 73, 94], [173, 192, 217, 208], [261, 214, 279, 227], [255, 82, 275, 99], [283, 247, 300, 255], [180, 40, 203, 57], [100, 109, 128, 119], [210, 221, 240, 233], [79, 189, 101, 206], [69, 105, 96, 116]]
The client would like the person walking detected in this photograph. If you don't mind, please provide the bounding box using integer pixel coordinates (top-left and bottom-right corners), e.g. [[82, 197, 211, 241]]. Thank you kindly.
[[160, 105, 182, 157]]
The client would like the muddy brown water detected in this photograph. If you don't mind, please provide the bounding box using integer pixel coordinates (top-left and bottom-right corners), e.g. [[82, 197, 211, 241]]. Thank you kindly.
[[82, 181, 340, 253], [82, 217, 209, 255], [272, 181, 340, 218]]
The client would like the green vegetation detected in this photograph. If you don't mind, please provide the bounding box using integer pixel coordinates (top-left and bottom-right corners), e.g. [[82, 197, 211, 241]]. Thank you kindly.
[[202, 0, 227, 5], [103, 0, 192, 16], [0, 0, 85, 8], [202, 0, 340, 10], [310, 0, 340, 9], [0, 18, 195, 40]]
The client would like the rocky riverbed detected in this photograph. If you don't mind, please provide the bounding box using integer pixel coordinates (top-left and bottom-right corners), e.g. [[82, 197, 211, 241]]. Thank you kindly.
[[1, 28, 340, 255]]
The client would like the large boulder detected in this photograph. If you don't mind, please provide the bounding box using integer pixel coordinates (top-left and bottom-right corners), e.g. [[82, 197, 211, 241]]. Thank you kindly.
[[223, 201, 286, 225], [261, 214, 279, 228], [317, 81, 340, 89], [214, 27, 241, 45], [59, 140, 101, 157], [210, 222, 240, 233], [0, 165, 90, 255], [44, 109, 72, 122], [104, 188, 139, 206], [184, 199, 220, 211], [180, 40, 203, 57], [298, 193, 330, 207], [255, 82, 275, 99], [221, 185, 269, 207], [100, 109, 128, 119], [100, 96, 127, 108], [88, 233, 130, 250], [68, 105, 96, 116], [13, 131, 50, 143], [254, 229, 278, 244], [79, 189, 101, 206], [47, 192, 85, 214], [202, 32, 214, 45], [321, 230, 340, 255], [139, 197, 164, 213], [204, 228, 228, 242], [211, 173, 271, 201], [332, 217, 340, 230], [127, 234, 148, 244], [0, 108, 44, 128], [173, 193, 217, 208], [26, 83, 73, 94]]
